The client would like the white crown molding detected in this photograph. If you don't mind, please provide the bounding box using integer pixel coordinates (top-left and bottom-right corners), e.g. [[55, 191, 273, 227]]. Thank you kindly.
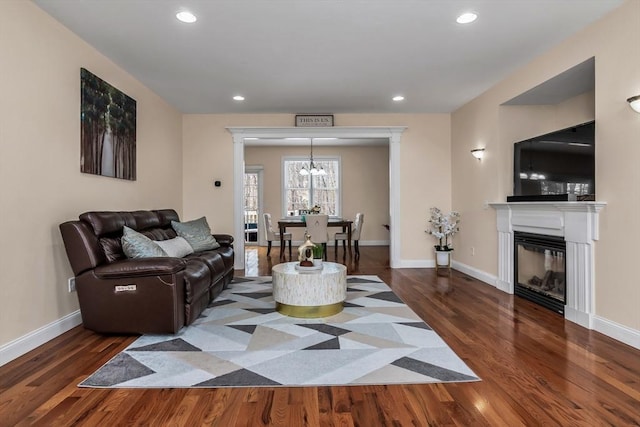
[[227, 126, 407, 139]]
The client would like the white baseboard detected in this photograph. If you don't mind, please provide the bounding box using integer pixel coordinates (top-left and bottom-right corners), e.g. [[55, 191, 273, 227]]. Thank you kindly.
[[0, 310, 82, 367], [255, 240, 390, 247], [564, 306, 592, 330], [358, 240, 390, 246], [593, 315, 640, 350], [3, 264, 639, 369], [393, 259, 434, 269], [451, 260, 498, 287], [451, 261, 640, 351]]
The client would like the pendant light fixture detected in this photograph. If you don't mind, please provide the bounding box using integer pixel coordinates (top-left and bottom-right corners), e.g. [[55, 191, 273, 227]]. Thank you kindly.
[[299, 138, 326, 176]]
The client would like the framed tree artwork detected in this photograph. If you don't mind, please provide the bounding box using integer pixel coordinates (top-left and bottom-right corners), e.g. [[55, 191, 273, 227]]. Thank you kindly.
[[80, 68, 136, 180]]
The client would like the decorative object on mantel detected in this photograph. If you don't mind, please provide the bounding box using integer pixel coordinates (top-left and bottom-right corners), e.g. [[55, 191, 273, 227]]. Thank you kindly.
[[299, 138, 327, 176], [295, 114, 334, 127], [80, 68, 136, 181], [426, 207, 460, 271], [627, 95, 640, 113]]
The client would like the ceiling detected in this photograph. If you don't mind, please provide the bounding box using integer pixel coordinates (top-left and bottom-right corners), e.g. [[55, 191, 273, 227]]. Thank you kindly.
[[504, 57, 595, 105], [34, 0, 623, 115]]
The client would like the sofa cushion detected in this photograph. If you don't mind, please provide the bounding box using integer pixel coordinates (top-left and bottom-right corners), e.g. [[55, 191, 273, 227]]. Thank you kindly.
[[155, 237, 194, 258], [154, 209, 180, 227], [94, 258, 186, 278], [213, 245, 235, 273], [182, 259, 212, 304], [187, 251, 225, 282], [172, 217, 220, 252], [122, 226, 168, 258]]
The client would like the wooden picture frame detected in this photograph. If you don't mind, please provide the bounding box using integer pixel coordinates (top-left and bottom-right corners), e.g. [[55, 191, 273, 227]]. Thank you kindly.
[[295, 114, 334, 127], [81, 68, 137, 180]]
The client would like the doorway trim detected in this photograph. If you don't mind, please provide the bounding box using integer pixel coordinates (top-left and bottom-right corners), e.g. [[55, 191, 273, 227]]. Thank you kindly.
[[227, 126, 406, 270], [244, 166, 265, 246]]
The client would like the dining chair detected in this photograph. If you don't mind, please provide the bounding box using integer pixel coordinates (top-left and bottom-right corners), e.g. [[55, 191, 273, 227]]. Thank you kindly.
[[335, 213, 364, 258], [305, 214, 329, 260], [263, 213, 292, 257]]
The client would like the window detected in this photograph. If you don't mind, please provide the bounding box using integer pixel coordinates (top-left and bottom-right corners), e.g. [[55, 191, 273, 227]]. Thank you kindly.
[[283, 158, 340, 217]]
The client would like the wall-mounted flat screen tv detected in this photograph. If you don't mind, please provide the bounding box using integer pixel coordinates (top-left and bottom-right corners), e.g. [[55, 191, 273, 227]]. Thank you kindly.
[[510, 121, 595, 202]]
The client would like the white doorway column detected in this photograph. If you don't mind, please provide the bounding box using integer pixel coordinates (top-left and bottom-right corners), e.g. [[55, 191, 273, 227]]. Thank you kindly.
[[388, 131, 401, 268], [227, 126, 406, 270]]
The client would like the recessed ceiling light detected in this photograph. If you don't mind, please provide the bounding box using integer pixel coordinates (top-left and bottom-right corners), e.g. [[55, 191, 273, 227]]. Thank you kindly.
[[176, 11, 197, 23], [233, 95, 245, 101], [456, 12, 477, 24], [392, 95, 405, 102]]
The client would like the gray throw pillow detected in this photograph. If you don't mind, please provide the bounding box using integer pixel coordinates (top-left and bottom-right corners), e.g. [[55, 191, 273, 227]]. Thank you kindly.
[[121, 226, 168, 258], [171, 217, 220, 252], [155, 236, 194, 258]]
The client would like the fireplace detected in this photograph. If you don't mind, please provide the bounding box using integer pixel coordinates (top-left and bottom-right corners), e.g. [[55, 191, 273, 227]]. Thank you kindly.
[[490, 201, 605, 329], [514, 232, 566, 314]]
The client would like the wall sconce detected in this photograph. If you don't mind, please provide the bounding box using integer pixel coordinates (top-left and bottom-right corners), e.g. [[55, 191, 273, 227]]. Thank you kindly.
[[628, 95, 640, 113], [471, 148, 485, 160]]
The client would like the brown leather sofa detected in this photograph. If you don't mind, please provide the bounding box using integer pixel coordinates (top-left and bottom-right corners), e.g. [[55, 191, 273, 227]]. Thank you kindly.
[[59, 209, 234, 334]]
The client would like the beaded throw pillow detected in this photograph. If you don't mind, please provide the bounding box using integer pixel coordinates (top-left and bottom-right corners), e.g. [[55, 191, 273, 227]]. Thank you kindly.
[[171, 217, 220, 252]]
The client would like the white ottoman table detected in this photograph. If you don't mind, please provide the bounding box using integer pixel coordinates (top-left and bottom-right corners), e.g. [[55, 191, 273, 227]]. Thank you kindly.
[[272, 262, 347, 318]]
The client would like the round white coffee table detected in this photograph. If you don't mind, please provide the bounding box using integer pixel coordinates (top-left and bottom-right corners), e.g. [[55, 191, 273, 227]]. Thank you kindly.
[[272, 262, 347, 318]]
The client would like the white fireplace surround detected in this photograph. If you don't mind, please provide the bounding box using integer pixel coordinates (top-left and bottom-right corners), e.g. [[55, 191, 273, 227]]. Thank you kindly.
[[490, 202, 606, 329]]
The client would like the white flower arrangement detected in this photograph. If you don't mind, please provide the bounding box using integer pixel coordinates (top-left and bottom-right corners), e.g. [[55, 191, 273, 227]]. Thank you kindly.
[[425, 207, 460, 251]]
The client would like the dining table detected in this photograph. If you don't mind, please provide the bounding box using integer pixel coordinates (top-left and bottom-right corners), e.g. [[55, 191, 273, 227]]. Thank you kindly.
[[277, 218, 353, 259]]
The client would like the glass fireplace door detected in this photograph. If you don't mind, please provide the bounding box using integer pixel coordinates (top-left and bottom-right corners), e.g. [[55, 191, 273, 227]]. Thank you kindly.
[[514, 232, 566, 314]]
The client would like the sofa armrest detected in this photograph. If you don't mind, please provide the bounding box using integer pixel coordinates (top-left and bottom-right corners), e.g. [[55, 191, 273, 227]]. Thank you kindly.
[[94, 258, 186, 279], [213, 234, 234, 246]]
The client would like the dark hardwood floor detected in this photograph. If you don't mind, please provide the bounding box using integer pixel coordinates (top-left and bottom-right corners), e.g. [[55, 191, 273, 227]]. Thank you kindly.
[[2, 246, 639, 426]]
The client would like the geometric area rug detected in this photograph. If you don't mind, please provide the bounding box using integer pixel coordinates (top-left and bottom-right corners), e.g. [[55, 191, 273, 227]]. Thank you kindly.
[[80, 275, 479, 388]]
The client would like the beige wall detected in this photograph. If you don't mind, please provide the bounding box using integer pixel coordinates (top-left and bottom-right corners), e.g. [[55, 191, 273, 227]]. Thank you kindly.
[[182, 114, 451, 262], [452, 0, 640, 330], [0, 2, 183, 346], [245, 144, 390, 242]]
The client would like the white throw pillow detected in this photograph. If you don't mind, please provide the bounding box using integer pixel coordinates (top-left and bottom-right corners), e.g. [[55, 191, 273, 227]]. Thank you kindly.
[[155, 237, 195, 258]]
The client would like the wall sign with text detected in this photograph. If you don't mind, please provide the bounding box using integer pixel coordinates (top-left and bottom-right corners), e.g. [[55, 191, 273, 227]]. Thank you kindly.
[[295, 114, 334, 127]]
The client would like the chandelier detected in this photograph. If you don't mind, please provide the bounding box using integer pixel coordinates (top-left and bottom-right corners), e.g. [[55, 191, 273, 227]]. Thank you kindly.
[[299, 138, 326, 176]]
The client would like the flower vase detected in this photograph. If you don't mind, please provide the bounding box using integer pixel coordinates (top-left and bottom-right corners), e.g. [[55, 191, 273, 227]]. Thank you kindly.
[[313, 258, 323, 267], [435, 249, 452, 272]]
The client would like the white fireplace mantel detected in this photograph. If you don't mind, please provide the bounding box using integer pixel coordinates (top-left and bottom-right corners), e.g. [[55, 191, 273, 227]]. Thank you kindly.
[[490, 201, 606, 329]]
